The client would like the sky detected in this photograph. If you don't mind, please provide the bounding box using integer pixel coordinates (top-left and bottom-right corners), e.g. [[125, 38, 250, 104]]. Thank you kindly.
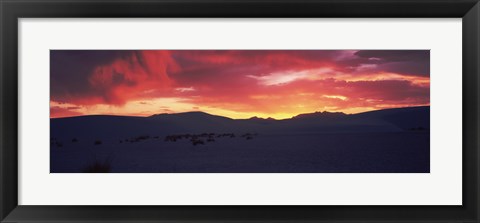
[[50, 50, 430, 119]]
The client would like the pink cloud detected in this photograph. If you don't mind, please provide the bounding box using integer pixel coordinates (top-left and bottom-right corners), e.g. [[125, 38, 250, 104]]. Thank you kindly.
[[50, 50, 430, 117]]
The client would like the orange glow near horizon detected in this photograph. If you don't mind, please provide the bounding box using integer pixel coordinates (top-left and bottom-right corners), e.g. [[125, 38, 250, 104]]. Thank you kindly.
[[50, 100, 430, 120], [50, 50, 430, 119]]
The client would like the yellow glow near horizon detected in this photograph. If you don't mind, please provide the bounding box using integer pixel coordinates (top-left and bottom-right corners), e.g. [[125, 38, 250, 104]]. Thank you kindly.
[[51, 99, 427, 120]]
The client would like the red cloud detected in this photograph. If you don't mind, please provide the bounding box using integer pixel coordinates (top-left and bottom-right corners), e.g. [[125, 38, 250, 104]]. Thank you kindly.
[[181, 78, 429, 114], [85, 51, 179, 105], [50, 50, 430, 118], [51, 106, 83, 118]]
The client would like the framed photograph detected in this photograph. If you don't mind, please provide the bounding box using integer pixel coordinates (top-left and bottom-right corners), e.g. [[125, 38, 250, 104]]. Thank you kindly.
[[1, 0, 479, 222]]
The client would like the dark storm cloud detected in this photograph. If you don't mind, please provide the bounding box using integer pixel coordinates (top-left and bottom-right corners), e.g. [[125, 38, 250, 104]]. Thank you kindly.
[[339, 50, 430, 77], [50, 50, 134, 102], [354, 50, 429, 63]]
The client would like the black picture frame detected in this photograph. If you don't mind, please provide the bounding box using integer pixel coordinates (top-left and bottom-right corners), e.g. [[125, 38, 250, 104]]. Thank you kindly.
[[1, 0, 479, 222]]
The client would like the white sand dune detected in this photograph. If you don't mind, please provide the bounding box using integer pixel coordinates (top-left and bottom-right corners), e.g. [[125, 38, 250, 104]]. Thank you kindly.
[[50, 106, 430, 173]]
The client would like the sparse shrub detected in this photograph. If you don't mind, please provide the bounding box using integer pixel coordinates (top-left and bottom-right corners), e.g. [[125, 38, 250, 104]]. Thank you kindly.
[[81, 159, 111, 173], [94, 140, 102, 145], [207, 138, 215, 142], [165, 135, 178, 142], [137, 135, 150, 140], [71, 138, 78, 143], [128, 135, 151, 143], [191, 139, 205, 146]]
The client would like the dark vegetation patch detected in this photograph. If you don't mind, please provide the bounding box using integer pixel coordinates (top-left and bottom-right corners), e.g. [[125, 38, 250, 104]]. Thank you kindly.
[[124, 135, 151, 143], [164, 132, 258, 146], [81, 159, 111, 173], [51, 138, 63, 148]]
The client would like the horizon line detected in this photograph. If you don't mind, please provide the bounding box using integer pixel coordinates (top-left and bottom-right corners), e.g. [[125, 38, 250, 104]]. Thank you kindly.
[[50, 105, 430, 120]]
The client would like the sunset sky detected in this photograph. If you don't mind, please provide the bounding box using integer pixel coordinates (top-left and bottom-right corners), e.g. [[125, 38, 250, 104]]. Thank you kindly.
[[50, 50, 430, 119]]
